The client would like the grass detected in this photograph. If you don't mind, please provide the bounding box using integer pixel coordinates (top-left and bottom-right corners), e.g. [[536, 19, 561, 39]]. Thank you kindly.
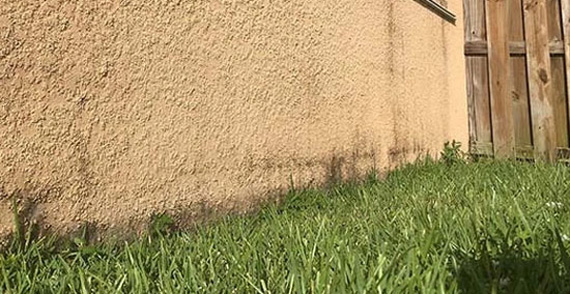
[[2, 158, 570, 293]]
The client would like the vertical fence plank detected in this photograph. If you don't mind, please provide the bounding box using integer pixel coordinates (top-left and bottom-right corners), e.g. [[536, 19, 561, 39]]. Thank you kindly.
[[466, 60, 477, 144], [486, 0, 515, 157], [466, 58, 493, 145], [523, 0, 557, 161], [465, 0, 492, 148], [509, 0, 533, 148], [562, 0, 570, 150], [471, 58, 492, 143], [550, 58, 568, 147], [547, 0, 568, 148]]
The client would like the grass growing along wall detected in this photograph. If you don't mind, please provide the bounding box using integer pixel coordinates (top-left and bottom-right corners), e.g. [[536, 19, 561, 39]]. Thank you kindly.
[[1, 157, 570, 293]]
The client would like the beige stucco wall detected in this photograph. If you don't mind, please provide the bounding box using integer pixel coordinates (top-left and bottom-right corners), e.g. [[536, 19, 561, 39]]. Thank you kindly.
[[0, 0, 467, 238]]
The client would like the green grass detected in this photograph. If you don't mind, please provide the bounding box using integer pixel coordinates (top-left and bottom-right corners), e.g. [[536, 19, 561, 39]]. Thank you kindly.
[[2, 159, 570, 293]]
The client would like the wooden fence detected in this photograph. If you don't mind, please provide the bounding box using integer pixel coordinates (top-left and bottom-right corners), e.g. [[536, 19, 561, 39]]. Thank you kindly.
[[464, 0, 570, 161]]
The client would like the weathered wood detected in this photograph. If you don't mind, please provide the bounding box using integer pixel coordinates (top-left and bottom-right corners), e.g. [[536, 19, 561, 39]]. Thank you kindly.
[[464, 41, 488, 55], [465, 0, 570, 161], [547, 0, 568, 147], [510, 58, 533, 146], [464, 0, 486, 41], [470, 141, 494, 156], [557, 147, 570, 162], [523, 0, 557, 161], [465, 0, 492, 145], [509, 0, 532, 147], [486, 0, 515, 157], [561, 0, 570, 148], [466, 58, 477, 144], [547, 0, 563, 40], [514, 145, 536, 160], [464, 40, 565, 55], [470, 141, 535, 160], [551, 57, 569, 147], [466, 57, 493, 143]]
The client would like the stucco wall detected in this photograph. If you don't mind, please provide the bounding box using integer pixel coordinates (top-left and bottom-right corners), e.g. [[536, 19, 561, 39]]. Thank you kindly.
[[0, 0, 467, 238]]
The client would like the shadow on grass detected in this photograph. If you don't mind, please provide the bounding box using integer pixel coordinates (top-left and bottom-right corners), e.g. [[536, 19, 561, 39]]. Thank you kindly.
[[457, 256, 569, 293], [455, 241, 570, 293]]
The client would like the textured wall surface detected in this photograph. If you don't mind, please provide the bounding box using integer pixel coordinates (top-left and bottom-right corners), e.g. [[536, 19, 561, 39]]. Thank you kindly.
[[0, 0, 467, 238]]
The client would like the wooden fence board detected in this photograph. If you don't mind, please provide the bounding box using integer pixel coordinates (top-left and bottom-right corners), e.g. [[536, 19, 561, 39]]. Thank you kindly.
[[511, 58, 533, 146], [551, 57, 569, 147], [486, 0, 515, 157], [561, 0, 570, 148], [464, 0, 487, 41], [548, 0, 569, 147], [468, 57, 493, 143], [509, 0, 533, 147], [523, 0, 557, 161], [465, 0, 492, 144]]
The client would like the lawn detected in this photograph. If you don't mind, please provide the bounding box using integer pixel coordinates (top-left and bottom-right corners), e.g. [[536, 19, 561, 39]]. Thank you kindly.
[[2, 158, 570, 293]]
